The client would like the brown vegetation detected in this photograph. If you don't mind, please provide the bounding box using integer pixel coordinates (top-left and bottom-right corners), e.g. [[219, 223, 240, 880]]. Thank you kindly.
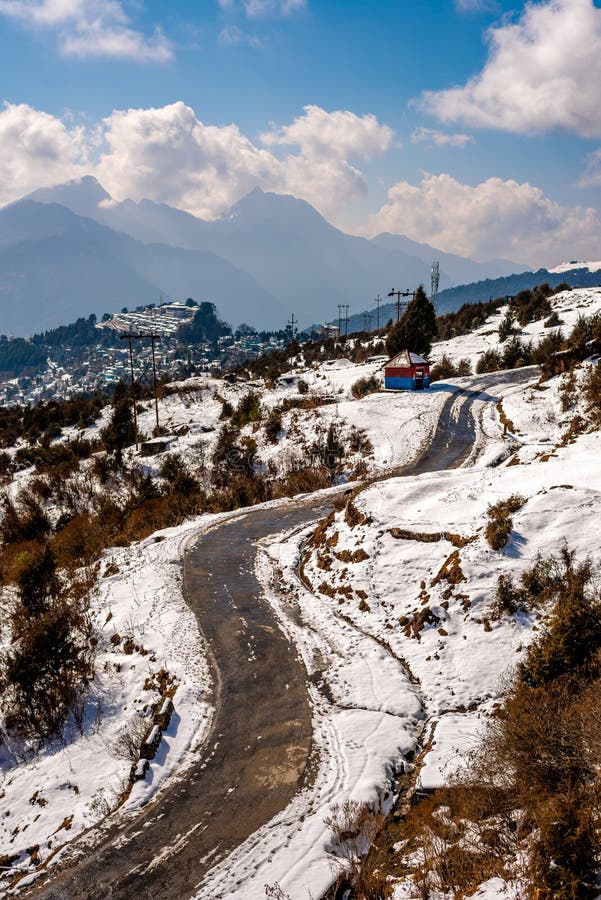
[[484, 494, 527, 550]]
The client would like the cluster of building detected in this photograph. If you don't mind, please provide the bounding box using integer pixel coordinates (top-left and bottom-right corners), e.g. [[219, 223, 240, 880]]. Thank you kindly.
[[0, 311, 291, 407], [98, 303, 197, 337]]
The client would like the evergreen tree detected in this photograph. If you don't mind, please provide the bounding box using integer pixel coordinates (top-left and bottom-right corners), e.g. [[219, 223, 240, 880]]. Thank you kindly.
[[181, 301, 231, 344], [101, 399, 135, 466], [386, 285, 437, 358]]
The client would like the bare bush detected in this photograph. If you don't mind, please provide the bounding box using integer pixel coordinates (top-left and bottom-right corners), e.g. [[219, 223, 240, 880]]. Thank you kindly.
[[111, 714, 151, 763], [324, 800, 383, 884], [351, 375, 380, 399]]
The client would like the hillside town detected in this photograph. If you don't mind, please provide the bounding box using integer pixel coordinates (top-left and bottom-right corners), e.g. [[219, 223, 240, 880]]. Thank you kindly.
[[0, 301, 294, 407]]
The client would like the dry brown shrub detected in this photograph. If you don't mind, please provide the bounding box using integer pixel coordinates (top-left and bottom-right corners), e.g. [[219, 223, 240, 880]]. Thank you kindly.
[[111, 714, 151, 763], [402, 606, 441, 640], [344, 500, 368, 528], [431, 549, 465, 587], [52, 514, 105, 570], [123, 497, 173, 542], [334, 548, 369, 563], [389, 527, 474, 548], [497, 399, 516, 434], [324, 800, 383, 884], [582, 361, 601, 424], [485, 494, 527, 550]]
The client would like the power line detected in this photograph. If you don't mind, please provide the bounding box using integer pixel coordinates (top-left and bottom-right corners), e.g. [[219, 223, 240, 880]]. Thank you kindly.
[[387, 288, 413, 323], [118, 329, 163, 445]]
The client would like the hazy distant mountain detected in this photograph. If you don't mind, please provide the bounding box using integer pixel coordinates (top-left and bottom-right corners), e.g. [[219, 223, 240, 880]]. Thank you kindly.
[[25, 179, 437, 324], [27, 176, 112, 219], [15, 177, 535, 333], [0, 201, 283, 335], [370, 233, 530, 286]]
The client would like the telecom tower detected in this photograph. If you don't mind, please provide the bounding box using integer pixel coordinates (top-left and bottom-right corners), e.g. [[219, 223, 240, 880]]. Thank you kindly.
[[431, 260, 440, 310]]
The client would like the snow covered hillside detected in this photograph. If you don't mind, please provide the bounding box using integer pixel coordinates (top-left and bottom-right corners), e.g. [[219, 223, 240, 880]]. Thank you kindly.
[[0, 348, 449, 893], [2, 286, 601, 897], [431, 285, 601, 372], [194, 288, 601, 898]]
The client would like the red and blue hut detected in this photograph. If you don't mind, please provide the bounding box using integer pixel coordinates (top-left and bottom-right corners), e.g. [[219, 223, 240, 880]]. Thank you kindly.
[[384, 350, 430, 391]]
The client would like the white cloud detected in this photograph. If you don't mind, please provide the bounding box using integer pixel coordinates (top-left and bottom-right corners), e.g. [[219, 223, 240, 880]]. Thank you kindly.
[[578, 148, 601, 187], [92, 103, 393, 221], [0, 102, 88, 205], [262, 104, 393, 162], [260, 105, 394, 216], [1, 100, 392, 221], [455, 0, 498, 11], [4, 98, 595, 270], [368, 172, 601, 266], [218, 24, 264, 47], [420, 0, 601, 138], [411, 126, 473, 148], [0, 0, 173, 61], [219, 0, 305, 16], [94, 102, 279, 219]]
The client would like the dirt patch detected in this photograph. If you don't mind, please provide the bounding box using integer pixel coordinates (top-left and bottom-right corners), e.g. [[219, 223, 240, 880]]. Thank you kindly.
[[389, 528, 475, 549], [334, 548, 370, 563]]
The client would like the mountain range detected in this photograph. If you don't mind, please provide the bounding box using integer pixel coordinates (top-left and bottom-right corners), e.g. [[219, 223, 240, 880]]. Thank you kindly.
[[0, 176, 532, 336]]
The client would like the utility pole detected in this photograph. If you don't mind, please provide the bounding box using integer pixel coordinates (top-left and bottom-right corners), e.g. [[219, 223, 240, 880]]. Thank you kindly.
[[150, 332, 160, 435], [388, 288, 413, 323], [119, 330, 139, 451], [337, 304, 344, 341], [431, 261, 440, 311], [119, 329, 163, 446], [344, 304, 350, 337], [363, 312, 374, 332], [287, 314, 298, 342], [374, 294, 383, 331]]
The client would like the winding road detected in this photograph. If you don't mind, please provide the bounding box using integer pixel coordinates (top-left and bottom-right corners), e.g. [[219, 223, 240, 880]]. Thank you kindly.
[[29, 371, 533, 900]]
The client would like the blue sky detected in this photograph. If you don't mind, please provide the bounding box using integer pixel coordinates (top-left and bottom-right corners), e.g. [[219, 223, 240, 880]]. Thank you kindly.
[[0, 0, 600, 265]]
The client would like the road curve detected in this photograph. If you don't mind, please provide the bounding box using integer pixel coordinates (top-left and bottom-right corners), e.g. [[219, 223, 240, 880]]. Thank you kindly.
[[29, 371, 532, 899]]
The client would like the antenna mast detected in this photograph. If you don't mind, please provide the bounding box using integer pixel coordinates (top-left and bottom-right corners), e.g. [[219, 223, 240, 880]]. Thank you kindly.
[[431, 260, 440, 310]]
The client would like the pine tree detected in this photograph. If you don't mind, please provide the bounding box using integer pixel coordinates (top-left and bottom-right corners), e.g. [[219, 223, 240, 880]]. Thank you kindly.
[[386, 285, 436, 358], [101, 399, 135, 467]]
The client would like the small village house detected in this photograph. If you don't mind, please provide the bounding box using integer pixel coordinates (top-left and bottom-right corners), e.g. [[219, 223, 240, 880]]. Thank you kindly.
[[384, 350, 430, 391]]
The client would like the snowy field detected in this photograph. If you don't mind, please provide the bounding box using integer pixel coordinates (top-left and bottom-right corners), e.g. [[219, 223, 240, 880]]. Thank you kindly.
[[194, 372, 601, 898], [124, 355, 449, 478], [2, 287, 601, 897]]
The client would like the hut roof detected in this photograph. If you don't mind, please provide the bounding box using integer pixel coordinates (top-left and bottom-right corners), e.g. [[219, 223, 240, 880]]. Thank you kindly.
[[385, 350, 430, 368]]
